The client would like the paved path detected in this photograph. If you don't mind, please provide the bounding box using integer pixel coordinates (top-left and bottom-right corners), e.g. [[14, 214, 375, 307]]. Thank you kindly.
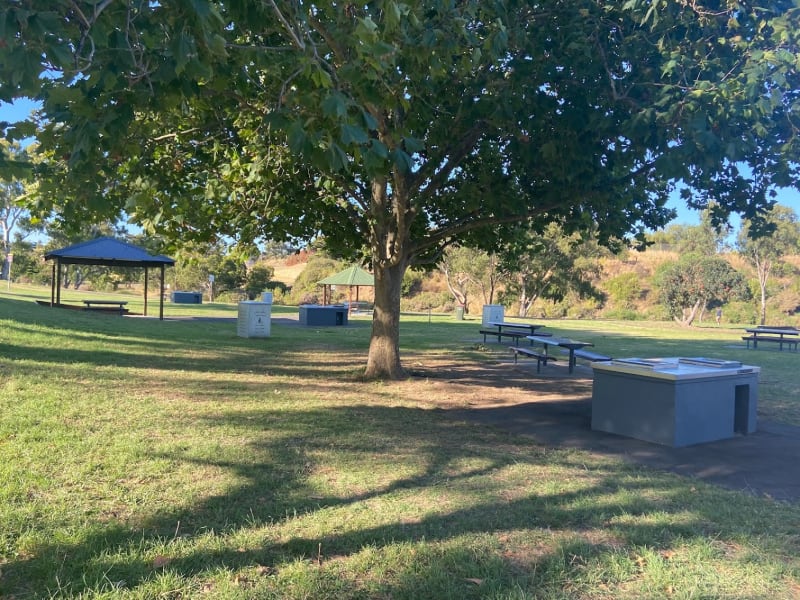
[[450, 370, 800, 503]]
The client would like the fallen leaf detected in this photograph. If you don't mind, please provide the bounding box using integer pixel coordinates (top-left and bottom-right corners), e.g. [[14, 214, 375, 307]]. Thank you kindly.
[[465, 578, 484, 585], [152, 555, 171, 568]]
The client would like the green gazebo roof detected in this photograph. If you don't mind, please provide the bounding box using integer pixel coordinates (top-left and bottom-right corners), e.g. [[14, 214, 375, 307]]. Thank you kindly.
[[317, 265, 374, 287]]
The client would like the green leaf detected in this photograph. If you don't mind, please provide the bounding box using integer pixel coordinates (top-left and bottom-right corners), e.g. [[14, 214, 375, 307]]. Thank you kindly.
[[327, 142, 349, 171], [341, 124, 368, 145], [287, 122, 307, 155], [391, 147, 412, 173], [361, 110, 378, 131], [208, 34, 227, 57], [322, 92, 348, 118], [174, 32, 194, 75], [402, 136, 425, 153], [369, 139, 389, 158], [311, 67, 333, 88]]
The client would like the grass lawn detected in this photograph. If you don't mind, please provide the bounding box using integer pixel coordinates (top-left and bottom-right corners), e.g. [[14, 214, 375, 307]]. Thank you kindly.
[[1, 284, 799, 599]]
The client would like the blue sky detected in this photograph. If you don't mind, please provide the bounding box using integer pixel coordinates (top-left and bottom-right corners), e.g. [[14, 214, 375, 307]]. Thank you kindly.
[[3, 98, 800, 230]]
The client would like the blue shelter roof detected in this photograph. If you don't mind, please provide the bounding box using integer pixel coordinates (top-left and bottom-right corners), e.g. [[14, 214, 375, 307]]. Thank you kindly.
[[44, 237, 175, 268]]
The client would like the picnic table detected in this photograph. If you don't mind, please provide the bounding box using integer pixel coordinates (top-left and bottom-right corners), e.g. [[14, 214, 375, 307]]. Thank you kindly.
[[83, 299, 129, 315], [487, 321, 546, 336], [527, 335, 594, 374], [742, 326, 799, 351], [480, 321, 547, 344]]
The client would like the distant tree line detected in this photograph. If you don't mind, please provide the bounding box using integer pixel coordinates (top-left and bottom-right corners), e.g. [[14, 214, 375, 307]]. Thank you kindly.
[[3, 168, 799, 326]]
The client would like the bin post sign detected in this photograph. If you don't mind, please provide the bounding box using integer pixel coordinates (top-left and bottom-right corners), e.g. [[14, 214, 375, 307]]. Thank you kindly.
[[208, 274, 215, 301]]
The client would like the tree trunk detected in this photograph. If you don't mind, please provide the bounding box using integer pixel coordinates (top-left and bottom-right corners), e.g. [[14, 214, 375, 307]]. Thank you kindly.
[[677, 299, 703, 326], [365, 260, 407, 379], [755, 256, 771, 326]]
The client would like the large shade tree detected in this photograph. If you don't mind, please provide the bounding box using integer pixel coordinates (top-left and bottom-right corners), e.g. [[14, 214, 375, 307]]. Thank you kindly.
[[3, 0, 800, 378]]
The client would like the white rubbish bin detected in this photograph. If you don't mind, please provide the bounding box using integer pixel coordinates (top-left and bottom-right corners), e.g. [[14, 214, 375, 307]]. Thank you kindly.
[[237, 301, 272, 338]]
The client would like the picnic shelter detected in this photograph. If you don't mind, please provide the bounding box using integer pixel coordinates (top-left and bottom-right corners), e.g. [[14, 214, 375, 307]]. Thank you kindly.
[[317, 264, 374, 312], [44, 237, 175, 320]]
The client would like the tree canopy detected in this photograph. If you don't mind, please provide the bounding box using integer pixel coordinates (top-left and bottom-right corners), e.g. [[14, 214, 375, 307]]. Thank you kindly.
[[3, 0, 800, 377]]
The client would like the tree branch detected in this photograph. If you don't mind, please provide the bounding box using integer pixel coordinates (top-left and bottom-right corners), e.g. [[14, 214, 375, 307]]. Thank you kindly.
[[410, 120, 488, 203], [410, 200, 562, 259]]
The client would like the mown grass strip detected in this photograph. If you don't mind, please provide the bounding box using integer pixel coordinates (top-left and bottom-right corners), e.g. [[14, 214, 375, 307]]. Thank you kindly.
[[1, 289, 799, 599]]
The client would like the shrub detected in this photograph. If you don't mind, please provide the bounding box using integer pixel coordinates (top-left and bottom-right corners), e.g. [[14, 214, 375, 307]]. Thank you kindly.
[[603, 308, 644, 321], [604, 272, 641, 309], [215, 290, 247, 304], [269, 287, 288, 305], [400, 291, 453, 313], [717, 301, 757, 325], [288, 256, 342, 304], [244, 264, 275, 299]]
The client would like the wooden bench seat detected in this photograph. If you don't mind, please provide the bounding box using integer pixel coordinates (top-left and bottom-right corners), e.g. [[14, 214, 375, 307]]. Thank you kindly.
[[509, 346, 557, 372], [742, 335, 798, 351]]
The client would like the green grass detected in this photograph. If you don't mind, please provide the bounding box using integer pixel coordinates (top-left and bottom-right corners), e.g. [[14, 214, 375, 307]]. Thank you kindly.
[[1, 286, 799, 599]]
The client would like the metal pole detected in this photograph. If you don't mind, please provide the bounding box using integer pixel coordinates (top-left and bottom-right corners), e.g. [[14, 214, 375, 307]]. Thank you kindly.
[[159, 265, 165, 320], [143, 266, 149, 316]]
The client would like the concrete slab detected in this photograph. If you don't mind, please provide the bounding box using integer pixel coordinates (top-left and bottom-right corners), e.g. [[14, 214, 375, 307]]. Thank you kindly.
[[449, 367, 800, 503]]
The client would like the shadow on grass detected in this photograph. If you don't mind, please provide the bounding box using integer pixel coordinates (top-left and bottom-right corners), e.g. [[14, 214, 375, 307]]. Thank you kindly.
[[5, 400, 787, 598], [3, 295, 800, 597]]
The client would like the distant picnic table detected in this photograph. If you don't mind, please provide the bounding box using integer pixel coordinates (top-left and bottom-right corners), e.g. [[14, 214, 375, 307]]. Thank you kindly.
[[742, 326, 799, 351], [83, 299, 129, 315]]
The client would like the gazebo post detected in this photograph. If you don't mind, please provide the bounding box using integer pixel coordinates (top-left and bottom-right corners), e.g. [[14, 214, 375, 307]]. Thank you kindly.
[[50, 262, 56, 306], [159, 265, 165, 320], [56, 260, 62, 305], [143, 266, 149, 316]]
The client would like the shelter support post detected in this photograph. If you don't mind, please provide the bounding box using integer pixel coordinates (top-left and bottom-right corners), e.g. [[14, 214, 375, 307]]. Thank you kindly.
[[143, 266, 149, 316], [50, 262, 56, 306], [56, 260, 62, 305], [159, 265, 165, 320]]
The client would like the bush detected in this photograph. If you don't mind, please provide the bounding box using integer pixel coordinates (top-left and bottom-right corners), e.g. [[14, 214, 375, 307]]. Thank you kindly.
[[215, 290, 247, 304], [245, 264, 275, 299], [288, 256, 342, 304], [269, 287, 288, 305], [719, 301, 758, 325], [642, 305, 671, 321], [604, 272, 641, 309], [603, 307, 644, 321], [402, 269, 425, 296], [400, 291, 453, 313]]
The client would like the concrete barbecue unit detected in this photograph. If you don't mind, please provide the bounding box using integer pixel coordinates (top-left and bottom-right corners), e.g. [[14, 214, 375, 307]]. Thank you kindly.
[[591, 357, 760, 447]]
